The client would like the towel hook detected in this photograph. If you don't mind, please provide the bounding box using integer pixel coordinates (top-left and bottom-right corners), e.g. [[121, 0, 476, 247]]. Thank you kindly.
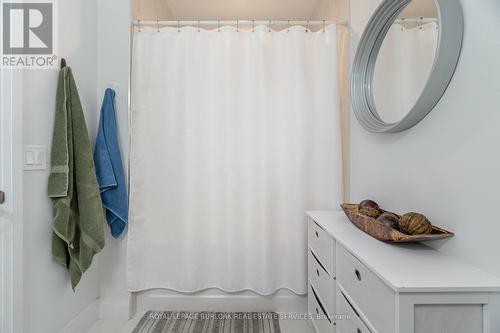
[[60, 58, 66, 69]]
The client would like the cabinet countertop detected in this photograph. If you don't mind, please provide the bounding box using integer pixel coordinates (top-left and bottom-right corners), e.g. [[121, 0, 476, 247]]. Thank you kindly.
[[306, 210, 500, 293]]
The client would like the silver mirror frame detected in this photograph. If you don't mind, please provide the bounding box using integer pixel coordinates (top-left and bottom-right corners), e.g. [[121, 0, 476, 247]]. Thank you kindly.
[[351, 0, 464, 133]]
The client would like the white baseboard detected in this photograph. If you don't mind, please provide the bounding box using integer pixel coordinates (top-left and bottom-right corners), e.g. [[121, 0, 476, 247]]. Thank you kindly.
[[136, 290, 307, 313], [59, 301, 98, 333], [98, 296, 134, 320], [59, 291, 305, 330]]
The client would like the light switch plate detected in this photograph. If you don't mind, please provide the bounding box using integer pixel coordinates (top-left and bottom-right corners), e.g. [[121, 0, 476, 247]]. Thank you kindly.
[[24, 145, 47, 170]]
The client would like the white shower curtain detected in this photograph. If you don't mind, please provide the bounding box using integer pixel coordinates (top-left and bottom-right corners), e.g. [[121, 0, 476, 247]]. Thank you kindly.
[[374, 22, 439, 123], [128, 25, 342, 294]]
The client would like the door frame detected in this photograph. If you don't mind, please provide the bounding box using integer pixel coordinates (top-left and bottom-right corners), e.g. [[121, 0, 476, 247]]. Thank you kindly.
[[0, 66, 24, 333]]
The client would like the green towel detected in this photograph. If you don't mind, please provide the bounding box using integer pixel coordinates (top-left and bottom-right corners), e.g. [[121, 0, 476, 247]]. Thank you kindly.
[[48, 67, 105, 290]]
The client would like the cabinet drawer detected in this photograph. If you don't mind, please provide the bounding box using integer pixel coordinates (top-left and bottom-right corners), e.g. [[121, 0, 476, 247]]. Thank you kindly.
[[337, 290, 372, 333], [336, 245, 395, 333], [308, 219, 334, 275], [308, 284, 335, 333], [309, 250, 335, 313]]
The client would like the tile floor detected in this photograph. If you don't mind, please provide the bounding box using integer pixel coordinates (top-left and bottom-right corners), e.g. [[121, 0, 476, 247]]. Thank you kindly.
[[88, 313, 315, 333]]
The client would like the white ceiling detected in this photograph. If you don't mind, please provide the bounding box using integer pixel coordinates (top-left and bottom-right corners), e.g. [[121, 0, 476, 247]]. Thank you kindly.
[[164, 0, 321, 20]]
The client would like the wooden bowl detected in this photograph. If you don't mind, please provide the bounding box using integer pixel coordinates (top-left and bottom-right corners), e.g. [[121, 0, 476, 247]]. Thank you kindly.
[[341, 203, 454, 243]]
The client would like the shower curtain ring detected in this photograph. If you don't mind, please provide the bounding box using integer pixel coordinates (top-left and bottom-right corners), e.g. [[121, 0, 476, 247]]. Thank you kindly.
[[138, 19, 141, 32], [287, 20, 290, 33], [177, 20, 180, 32], [156, 19, 160, 32], [268, 19, 272, 33], [419, 16, 424, 29], [218, 19, 221, 32], [322, 19, 326, 33], [236, 19, 239, 32], [198, 18, 200, 32], [306, 20, 310, 33], [252, 19, 255, 32]]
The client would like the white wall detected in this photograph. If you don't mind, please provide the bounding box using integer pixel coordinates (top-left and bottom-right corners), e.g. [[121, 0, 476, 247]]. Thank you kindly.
[[131, 0, 173, 20], [22, 0, 100, 332], [350, 0, 500, 278], [311, 0, 349, 22], [96, 0, 132, 311]]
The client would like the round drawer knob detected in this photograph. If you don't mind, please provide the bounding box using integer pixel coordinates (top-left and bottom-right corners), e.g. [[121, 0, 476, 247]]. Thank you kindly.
[[355, 269, 362, 282], [316, 269, 320, 277], [316, 308, 320, 315], [357, 329, 362, 333], [315, 231, 319, 238]]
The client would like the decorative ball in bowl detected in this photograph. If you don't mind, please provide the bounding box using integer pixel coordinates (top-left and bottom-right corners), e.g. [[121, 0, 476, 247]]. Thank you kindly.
[[341, 200, 454, 243]]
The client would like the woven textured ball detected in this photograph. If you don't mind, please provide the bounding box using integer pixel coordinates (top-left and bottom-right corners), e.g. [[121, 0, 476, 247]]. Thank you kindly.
[[358, 199, 380, 211], [377, 212, 400, 230], [399, 213, 433, 235], [359, 206, 381, 219]]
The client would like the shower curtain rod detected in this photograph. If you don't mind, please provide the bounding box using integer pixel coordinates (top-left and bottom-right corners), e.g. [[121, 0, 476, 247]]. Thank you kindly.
[[395, 17, 438, 24], [132, 19, 348, 27]]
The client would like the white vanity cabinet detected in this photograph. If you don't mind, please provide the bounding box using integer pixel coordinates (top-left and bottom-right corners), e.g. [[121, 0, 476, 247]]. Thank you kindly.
[[307, 211, 500, 333], [307, 219, 337, 333]]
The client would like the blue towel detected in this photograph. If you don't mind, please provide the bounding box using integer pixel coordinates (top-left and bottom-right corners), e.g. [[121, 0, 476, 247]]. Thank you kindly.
[[94, 88, 128, 238]]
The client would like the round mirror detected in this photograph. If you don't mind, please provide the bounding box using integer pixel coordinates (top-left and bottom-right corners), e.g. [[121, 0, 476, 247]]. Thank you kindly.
[[351, 0, 463, 133], [373, 0, 439, 124]]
